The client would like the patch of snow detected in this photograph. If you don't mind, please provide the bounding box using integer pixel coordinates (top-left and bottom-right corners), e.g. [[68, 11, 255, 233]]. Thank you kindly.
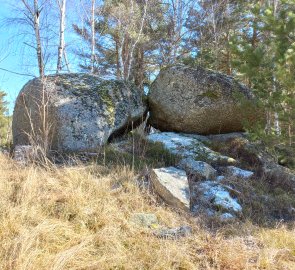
[[216, 175, 225, 182], [226, 166, 254, 179], [198, 181, 242, 213], [147, 132, 236, 165]]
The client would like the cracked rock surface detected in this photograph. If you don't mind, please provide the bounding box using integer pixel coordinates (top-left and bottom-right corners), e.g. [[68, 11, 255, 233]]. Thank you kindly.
[[13, 73, 147, 152]]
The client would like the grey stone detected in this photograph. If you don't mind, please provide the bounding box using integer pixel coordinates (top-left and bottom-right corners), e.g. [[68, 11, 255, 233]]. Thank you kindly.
[[151, 167, 190, 211], [13, 74, 147, 152], [130, 213, 159, 228], [219, 213, 236, 221], [178, 157, 217, 180], [147, 132, 236, 166], [149, 65, 262, 135], [14, 145, 35, 165], [222, 166, 254, 179], [155, 226, 192, 239]]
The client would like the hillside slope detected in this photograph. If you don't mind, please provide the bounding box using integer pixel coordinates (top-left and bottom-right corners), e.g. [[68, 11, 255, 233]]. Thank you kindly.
[[0, 154, 294, 270]]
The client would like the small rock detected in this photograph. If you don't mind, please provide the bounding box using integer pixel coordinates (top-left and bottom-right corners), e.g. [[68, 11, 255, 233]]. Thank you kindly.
[[130, 213, 159, 228], [219, 212, 236, 221], [155, 225, 192, 239], [178, 157, 217, 180], [222, 166, 254, 179], [14, 145, 35, 165], [151, 167, 190, 211]]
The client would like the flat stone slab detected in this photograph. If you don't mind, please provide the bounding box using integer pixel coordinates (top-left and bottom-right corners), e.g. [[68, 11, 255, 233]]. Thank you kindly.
[[151, 167, 190, 211], [147, 132, 236, 166]]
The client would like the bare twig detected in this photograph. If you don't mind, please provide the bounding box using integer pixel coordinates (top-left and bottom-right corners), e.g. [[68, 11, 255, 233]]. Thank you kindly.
[[0, 67, 36, 77]]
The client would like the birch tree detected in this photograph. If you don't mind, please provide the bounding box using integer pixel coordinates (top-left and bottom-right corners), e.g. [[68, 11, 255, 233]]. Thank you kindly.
[[90, 0, 96, 73], [56, 0, 67, 72], [21, 0, 45, 77]]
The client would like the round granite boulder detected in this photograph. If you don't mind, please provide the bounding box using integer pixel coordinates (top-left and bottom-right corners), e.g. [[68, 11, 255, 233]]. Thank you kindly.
[[148, 65, 262, 135], [13, 73, 147, 151]]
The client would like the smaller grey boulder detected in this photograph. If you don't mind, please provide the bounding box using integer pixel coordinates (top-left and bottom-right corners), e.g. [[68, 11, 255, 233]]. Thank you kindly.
[[178, 157, 217, 180], [151, 167, 190, 211]]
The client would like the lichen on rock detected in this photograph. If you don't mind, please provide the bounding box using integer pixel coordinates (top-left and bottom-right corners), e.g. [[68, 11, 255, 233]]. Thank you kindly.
[[12, 73, 147, 152], [148, 65, 263, 134]]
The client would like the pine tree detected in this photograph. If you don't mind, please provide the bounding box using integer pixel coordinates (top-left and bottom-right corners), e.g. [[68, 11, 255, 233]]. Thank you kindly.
[[183, 0, 237, 74], [230, 0, 295, 145]]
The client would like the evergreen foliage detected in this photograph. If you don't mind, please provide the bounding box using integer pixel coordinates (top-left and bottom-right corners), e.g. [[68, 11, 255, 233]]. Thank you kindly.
[[182, 0, 295, 149]]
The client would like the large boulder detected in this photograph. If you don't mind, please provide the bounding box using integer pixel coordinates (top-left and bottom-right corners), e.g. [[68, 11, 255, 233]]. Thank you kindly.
[[13, 74, 147, 151], [148, 65, 261, 134]]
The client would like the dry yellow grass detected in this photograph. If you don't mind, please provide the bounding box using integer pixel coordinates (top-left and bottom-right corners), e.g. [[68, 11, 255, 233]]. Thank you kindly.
[[0, 153, 294, 270]]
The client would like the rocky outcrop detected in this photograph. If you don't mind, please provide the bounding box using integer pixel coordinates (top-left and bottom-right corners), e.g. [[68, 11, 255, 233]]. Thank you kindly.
[[148, 65, 262, 134], [147, 132, 236, 166], [13, 74, 147, 152], [146, 132, 260, 219], [150, 165, 243, 219], [209, 135, 295, 192]]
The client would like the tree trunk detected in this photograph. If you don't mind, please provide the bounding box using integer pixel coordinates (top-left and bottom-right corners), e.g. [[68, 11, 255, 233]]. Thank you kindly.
[[134, 46, 144, 89], [57, 0, 67, 73], [115, 35, 120, 79], [90, 0, 96, 73], [33, 0, 44, 77]]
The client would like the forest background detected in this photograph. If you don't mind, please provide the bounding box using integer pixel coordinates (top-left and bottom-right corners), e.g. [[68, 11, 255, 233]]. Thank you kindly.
[[0, 0, 294, 149]]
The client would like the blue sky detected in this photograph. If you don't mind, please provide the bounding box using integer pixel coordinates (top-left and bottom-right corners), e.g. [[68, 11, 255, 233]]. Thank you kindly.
[[0, 0, 85, 114], [0, 1, 34, 114]]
